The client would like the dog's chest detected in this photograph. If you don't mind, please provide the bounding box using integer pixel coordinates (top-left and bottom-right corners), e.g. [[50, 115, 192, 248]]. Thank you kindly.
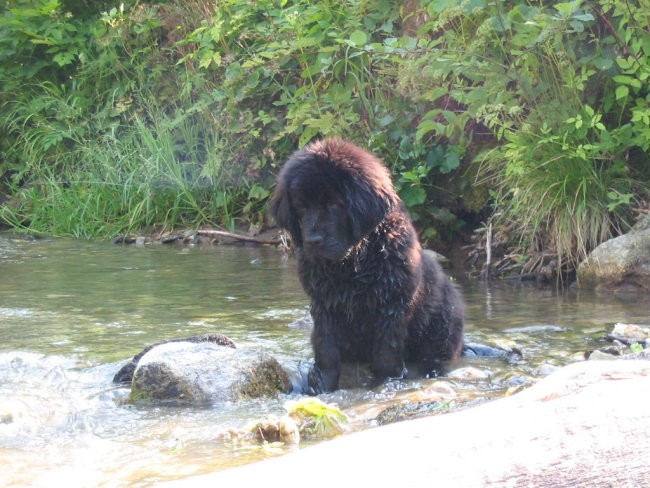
[[299, 256, 405, 317]]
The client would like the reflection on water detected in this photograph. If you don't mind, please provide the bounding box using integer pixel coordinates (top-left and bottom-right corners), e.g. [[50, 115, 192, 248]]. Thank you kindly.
[[1, 234, 648, 487], [0, 236, 310, 362]]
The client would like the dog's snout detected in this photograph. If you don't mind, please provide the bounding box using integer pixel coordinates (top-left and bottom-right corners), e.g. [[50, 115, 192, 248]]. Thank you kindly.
[[305, 232, 324, 247], [302, 212, 324, 248]]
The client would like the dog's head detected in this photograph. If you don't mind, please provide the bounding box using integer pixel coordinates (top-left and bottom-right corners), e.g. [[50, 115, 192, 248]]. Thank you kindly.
[[270, 138, 400, 261]]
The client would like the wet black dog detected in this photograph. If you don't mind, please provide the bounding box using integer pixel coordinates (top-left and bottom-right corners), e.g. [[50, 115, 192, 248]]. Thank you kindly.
[[270, 138, 464, 392]]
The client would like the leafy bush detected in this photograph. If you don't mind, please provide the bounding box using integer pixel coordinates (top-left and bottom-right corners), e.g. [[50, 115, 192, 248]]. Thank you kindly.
[[0, 1, 268, 236], [393, 0, 649, 272], [0, 0, 647, 276]]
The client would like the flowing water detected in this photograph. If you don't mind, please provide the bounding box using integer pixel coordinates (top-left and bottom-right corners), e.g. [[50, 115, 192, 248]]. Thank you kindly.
[[1, 233, 648, 487]]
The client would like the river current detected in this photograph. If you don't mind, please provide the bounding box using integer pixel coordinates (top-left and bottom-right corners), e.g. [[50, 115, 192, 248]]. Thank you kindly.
[[1, 234, 648, 486]]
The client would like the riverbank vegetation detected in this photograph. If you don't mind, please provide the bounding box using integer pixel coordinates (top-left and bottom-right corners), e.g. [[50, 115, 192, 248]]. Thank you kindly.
[[1, 0, 648, 279]]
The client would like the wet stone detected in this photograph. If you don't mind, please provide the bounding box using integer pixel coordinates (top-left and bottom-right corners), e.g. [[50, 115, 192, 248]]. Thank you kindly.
[[447, 366, 492, 381], [587, 350, 618, 361], [375, 400, 452, 425], [128, 340, 291, 406], [611, 323, 650, 342]]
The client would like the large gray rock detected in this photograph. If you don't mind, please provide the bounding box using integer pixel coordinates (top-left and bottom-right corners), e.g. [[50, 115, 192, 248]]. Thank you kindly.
[[129, 341, 291, 405], [577, 216, 650, 292]]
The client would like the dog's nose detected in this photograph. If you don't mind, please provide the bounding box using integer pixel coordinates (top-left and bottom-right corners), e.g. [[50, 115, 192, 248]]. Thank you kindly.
[[305, 232, 324, 247]]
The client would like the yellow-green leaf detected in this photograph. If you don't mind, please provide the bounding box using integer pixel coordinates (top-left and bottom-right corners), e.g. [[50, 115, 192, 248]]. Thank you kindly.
[[616, 85, 629, 99]]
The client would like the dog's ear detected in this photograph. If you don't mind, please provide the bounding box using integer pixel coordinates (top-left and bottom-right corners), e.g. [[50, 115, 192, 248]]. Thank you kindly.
[[345, 178, 394, 242], [269, 179, 303, 247]]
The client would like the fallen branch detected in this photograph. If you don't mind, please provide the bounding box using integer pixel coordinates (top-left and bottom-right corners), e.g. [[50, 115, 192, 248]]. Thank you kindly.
[[196, 229, 281, 245], [605, 334, 649, 348]]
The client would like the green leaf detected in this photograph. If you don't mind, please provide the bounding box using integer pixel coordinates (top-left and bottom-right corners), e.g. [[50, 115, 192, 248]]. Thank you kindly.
[[199, 51, 221, 69], [299, 126, 320, 147], [30, 38, 56, 46], [630, 343, 644, 353], [554, 2, 577, 18], [569, 20, 584, 33], [399, 184, 427, 207], [248, 185, 269, 200], [613, 75, 641, 88], [616, 57, 633, 70], [427, 0, 458, 14], [416, 116, 444, 141], [348, 30, 367, 47], [53, 51, 75, 66], [440, 151, 460, 173], [572, 13, 594, 22], [591, 56, 613, 70], [615, 85, 629, 99]]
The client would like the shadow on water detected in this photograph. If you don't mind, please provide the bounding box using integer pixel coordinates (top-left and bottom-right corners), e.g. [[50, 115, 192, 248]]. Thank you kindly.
[[1, 233, 648, 487]]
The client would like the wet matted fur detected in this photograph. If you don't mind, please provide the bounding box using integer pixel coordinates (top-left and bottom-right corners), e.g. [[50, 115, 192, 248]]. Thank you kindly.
[[270, 138, 464, 393]]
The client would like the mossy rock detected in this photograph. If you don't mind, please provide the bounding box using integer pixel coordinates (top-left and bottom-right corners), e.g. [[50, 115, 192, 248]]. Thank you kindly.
[[114, 332, 236, 384], [577, 217, 650, 292], [126, 339, 291, 406]]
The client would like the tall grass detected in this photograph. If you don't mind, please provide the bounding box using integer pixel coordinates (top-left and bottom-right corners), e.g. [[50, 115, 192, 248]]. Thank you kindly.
[[0, 3, 268, 238], [1, 93, 253, 238], [477, 121, 636, 273]]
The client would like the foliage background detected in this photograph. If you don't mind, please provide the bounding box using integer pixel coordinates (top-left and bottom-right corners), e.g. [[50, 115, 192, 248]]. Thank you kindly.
[[0, 0, 648, 277]]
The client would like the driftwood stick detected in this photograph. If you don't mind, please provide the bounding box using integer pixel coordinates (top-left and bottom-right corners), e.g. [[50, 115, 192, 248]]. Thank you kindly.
[[485, 221, 492, 281], [196, 229, 280, 245], [605, 334, 649, 347]]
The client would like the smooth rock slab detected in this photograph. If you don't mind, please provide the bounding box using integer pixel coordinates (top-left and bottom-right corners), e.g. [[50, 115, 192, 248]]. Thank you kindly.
[[162, 359, 650, 487]]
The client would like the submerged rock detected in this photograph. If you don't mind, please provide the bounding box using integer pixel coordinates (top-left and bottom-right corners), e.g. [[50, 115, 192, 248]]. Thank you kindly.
[[587, 323, 650, 360], [610, 323, 650, 343], [248, 414, 301, 445], [375, 400, 451, 426], [447, 366, 492, 381], [577, 216, 650, 292], [116, 333, 291, 405], [587, 350, 618, 361]]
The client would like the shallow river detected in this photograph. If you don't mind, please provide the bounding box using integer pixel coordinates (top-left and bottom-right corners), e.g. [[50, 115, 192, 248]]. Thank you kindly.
[[1, 234, 648, 487]]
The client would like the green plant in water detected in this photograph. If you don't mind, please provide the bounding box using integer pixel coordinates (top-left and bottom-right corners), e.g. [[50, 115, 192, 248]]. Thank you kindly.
[[284, 397, 348, 438], [630, 343, 645, 354]]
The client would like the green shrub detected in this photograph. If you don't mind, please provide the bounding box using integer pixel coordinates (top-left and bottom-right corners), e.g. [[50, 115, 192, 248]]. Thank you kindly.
[[0, 1, 266, 236], [1, 0, 647, 266], [394, 0, 649, 270]]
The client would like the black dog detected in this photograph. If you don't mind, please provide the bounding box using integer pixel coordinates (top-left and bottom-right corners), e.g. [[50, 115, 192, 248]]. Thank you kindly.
[[270, 138, 464, 392]]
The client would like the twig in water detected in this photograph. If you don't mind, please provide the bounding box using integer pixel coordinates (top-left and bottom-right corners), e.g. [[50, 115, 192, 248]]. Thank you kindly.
[[196, 229, 280, 245]]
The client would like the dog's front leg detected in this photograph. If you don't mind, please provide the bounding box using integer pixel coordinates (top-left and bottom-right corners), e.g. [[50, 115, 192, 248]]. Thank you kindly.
[[309, 315, 342, 393], [371, 320, 408, 380]]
